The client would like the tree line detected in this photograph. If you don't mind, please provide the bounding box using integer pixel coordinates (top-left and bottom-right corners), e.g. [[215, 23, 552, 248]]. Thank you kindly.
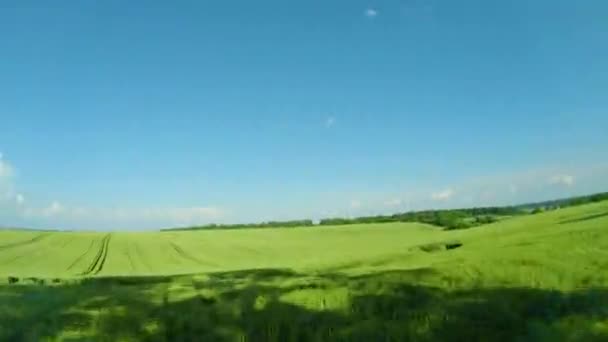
[[517, 192, 608, 212], [161, 207, 519, 232], [161, 191, 608, 232], [318, 207, 521, 230], [162, 220, 314, 232]]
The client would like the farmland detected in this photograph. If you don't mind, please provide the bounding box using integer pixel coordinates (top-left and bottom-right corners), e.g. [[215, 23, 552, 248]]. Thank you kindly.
[[1, 201, 608, 341]]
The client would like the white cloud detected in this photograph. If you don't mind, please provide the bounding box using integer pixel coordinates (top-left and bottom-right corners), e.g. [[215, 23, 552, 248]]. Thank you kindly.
[[0, 152, 225, 228], [42, 201, 64, 217], [4, 146, 607, 230], [365, 8, 378, 18], [25, 203, 223, 226], [549, 174, 575, 187], [431, 188, 454, 201], [0, 154, 14, 179], [350, 199, 361, 209], [163, 207, 223, 223], [384, 198, 402, 207], [0, 154, 17, 205], [325, 116, 336, 128]]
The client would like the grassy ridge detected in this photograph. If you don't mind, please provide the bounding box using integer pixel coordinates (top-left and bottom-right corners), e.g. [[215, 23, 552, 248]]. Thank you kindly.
[[1, 202, 607, 280], [0, 201, 607, 340]]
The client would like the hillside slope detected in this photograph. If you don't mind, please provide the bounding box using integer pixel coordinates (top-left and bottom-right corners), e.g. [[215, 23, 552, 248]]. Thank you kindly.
[[0, 201, 607, 341]]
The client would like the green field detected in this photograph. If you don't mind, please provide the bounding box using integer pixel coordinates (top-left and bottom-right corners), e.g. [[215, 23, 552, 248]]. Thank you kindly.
[[1, 201, 608, 341]]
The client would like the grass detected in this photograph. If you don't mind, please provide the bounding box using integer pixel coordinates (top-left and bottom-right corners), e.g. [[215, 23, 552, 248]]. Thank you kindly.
[[1, 201, 608, 341]]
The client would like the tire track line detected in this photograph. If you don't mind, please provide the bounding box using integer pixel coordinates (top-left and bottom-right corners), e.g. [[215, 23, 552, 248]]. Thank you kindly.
[[0, 234, 61, 266], [80, 234, 112, 276], [67, 237, 99, 271], [134, 243, 153, 272], [125, 241, 136, 272], [0, 234, 49, 250], [60, 236, 76, 248], [94, 234, 111, 275], [170, 242, 218, 267]]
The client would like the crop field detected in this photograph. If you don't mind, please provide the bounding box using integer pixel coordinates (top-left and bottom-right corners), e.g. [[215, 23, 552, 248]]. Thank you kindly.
[[1, 201, 608, 341]]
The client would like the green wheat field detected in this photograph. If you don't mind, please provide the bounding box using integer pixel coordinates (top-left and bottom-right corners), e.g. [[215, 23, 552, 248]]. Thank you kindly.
[[1, 201, 608, 341]]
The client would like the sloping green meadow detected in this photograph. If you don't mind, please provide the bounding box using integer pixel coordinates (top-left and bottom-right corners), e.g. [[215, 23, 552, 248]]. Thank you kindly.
[[1, 201, 607, 341]]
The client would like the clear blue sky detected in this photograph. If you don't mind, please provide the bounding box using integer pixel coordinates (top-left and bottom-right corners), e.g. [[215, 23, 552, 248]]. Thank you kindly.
[[1, 0, 607, 230]]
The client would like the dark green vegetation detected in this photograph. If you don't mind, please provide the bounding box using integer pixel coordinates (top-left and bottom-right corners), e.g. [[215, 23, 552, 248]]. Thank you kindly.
[[166, 192, 608, 232], [518, 191, 608, 211], [2, 269, 608, 341], [164, 206, 520, 231], [164, 219, 315, 231], [318, 206, 517, 230]]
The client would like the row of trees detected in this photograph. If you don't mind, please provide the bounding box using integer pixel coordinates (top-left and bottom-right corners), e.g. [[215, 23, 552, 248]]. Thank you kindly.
[[519, 192, 608, 212], [319, 207, 519, 230], [163, 207, 520, 232], [161, 192, 608, 232], [163, 220, 314, 232]]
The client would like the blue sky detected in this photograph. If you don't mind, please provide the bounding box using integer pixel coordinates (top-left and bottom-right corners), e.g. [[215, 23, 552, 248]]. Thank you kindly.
[[1, 0, 607, 230]]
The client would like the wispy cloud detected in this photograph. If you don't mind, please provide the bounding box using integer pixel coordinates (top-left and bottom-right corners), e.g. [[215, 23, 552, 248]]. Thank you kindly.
[[431, 188, 454, 201], [384, 198, 402, 207], [1, 152, 224, 229], [42, 201, 64, 217], [24, 202, 223, 226], [0, 153, 17, 205], [162, 207, 223, 224], [4, 147, 608, 230], [325, 116, 336, 128], [0, 153, 14, 179], [548, 174, 575, 187], [365, 8, 378, 18]]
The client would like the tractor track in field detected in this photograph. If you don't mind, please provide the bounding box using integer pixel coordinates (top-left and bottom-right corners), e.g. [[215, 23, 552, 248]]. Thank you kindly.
[[170, 242, 218, 267], [80, 234, 112, 276], [1, 248, 46, 266], [0, 235, 69, 266], [0, 234, 49, 251], [134, 243, 153, 272], [67, 238, 99, 271], [125, 242, 136, 271], [60, 237, 76, 248]]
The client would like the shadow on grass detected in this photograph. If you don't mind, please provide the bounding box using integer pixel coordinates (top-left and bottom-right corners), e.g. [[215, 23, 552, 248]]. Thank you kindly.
[[80, 275, 174, 287], [1, 268, 608, 341]]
